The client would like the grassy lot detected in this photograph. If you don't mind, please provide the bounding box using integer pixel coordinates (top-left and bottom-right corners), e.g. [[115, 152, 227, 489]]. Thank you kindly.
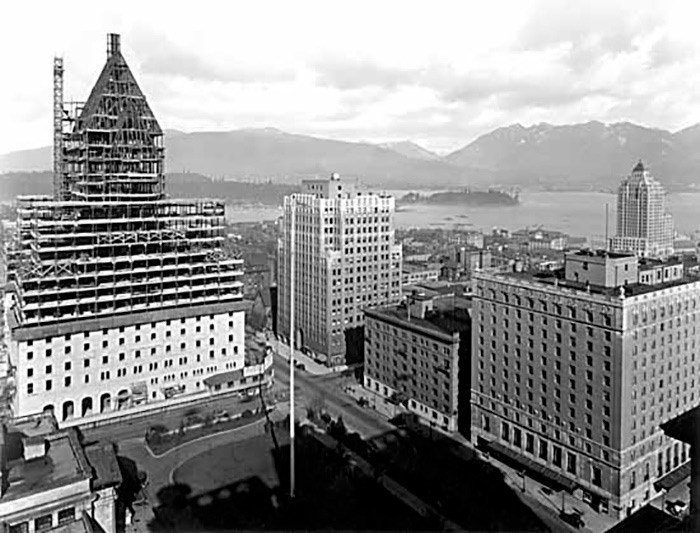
[[154, 423, 432, 531]]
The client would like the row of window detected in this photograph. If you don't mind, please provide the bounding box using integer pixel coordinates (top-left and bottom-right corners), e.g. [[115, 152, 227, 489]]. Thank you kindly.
[[26, 337, 239, 360]]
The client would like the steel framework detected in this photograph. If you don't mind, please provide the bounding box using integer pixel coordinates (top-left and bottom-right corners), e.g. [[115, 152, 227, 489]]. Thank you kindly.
[[12, 34, 243, 327]]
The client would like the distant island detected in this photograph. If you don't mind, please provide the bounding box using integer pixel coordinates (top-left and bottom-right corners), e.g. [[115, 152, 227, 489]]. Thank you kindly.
[[398, 188, 520, 207]]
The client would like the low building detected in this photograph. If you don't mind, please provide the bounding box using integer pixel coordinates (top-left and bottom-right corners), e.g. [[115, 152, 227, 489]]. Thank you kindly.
[[512, 228, 568, 252], [401, 262, 440, 285], [0, 417, 121, 533], [448, 246, 492, 279], [450, 232, 484, 250], [363, 294, 471, 432]]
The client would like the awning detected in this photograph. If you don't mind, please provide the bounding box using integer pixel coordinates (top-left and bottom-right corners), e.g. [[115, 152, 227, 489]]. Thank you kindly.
[[484, 440, 577, 492], [203, 369, 244, 388], [653, 461, 691, 492]]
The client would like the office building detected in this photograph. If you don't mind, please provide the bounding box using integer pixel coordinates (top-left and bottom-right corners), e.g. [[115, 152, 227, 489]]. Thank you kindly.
[[472, 250, 699, 518], [0, 418, 121, 533], [611, 161, 674, 259], [364, 293, 471, 432], [3, 34, 271, 425], [277, 174, 402, 366]]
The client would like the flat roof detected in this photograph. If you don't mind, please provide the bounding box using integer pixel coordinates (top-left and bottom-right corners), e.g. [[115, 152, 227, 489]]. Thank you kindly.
[[495, 271, 700, 298], [567, 249, 635, 260], [660, 405, 700, 445], [365, 305, 470, 340], [402, 262, 440, 273], [605, 504, 680, 533], [84, 443, 123, 490], [2, 429, 91, 503]]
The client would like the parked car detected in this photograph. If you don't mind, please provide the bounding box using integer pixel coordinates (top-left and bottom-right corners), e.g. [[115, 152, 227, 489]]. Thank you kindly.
[[666, 500, 687, 516], [559, 511, 585, 529], [294, 362, 306, 371], [213, 409, 230, 422]]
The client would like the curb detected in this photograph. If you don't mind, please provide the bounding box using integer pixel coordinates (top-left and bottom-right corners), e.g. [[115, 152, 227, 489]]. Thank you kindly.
[[146, 416, 267, 459]]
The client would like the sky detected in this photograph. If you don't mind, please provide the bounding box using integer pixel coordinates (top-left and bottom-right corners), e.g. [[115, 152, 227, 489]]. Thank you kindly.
[[1, 0, 700, 155]]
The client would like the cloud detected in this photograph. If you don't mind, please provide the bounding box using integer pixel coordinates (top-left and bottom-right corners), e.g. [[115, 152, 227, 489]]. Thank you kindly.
[[312, 57, 416, 90], [647, 35, 694, 69], [132, 31, 295, 83]]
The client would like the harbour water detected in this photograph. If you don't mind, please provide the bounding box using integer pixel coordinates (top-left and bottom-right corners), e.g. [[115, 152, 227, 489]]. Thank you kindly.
[[225, 191, 700, 237]]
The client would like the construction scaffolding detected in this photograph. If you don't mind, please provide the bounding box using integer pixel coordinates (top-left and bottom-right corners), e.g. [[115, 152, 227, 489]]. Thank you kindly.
[[11, 33, 243, 327]]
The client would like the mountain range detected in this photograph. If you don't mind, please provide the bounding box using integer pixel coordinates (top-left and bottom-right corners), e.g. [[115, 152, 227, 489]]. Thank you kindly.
[[2, 121, 700, 190]]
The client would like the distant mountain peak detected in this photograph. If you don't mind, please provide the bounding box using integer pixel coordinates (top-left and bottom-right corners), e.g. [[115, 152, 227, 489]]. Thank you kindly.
[[445, 119, 699, 188], [237, 126, 286, 135], [377, 140, 440, 161]]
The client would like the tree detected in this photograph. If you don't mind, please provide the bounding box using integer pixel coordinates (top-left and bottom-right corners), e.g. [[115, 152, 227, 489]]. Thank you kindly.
[[330, 416, 347, 441]]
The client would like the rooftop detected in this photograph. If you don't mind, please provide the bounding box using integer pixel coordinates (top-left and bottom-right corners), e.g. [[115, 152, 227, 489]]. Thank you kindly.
[[2, 428, 91, 503], [495, 269, 700, 298], [402, 262, 440, 273], [83, 442, 123, 490], [413, 280, 470, 295], [605, 504, 680, 533], [366, 304, 470, 339], [569, 249, 635, 260], [660, 404, 700, 445]]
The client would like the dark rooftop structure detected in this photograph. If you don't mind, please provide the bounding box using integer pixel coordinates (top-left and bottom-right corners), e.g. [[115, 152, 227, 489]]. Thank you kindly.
[[365, 302, 470, 341], [605, 504, 681, 533], [1, 427, 91, 503], [83, 443, 122, 491]]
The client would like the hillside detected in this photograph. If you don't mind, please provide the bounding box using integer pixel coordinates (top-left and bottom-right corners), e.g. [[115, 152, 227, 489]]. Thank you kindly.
[[0, 171, 299, 205], [377, 141, 441, 161], [446, 121, 700, 189], [5, 122, 700, 190], [0, 129, 488, 189]]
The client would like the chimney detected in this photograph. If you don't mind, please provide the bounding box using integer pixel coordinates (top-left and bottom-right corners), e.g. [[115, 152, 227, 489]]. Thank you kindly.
[[22, 435, 48, 461]]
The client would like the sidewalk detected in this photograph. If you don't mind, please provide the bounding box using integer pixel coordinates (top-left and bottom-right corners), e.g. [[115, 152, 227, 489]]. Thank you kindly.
[[345, 383, 405, 419], [273, 339, 349, 376], [482, 453, 617, 533]]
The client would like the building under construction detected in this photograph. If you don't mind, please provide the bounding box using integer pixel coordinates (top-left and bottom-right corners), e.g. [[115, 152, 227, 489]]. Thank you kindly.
[[3, 34, 272, 424]]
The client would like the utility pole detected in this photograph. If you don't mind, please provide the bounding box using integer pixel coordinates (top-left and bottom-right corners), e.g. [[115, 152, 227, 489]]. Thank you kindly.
[[289, 199, 296, 499]]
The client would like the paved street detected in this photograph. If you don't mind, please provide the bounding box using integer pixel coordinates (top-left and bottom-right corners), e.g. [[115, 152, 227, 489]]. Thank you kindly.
[[272, 351, 394, 438], [84, 391, 265, 444]]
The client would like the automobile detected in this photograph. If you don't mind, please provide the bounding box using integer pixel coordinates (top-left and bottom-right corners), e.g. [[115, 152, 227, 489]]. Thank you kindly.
[[212, 409, 230, 422], [294, 362, 306, 371], [539, 486, 553, 496], [559, 511, 585, 529], [666, 500, 687, 516]]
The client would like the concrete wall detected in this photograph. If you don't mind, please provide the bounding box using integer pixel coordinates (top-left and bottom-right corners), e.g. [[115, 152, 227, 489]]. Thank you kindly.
[[11, 309, 246, 423]]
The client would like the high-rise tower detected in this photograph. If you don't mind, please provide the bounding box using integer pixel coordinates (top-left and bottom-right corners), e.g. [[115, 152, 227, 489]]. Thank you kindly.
[[611, 161, 674, 258], [471, 251, 698, 519], [277, 174, 402, 367], [3, 34, 271, 424]]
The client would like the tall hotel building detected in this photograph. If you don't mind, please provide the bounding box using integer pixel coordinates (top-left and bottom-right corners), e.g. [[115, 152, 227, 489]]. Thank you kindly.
[[2, 34, 271, 424], [472, 251, 699, 518], [278, 175, 402, 366], [611, 161, 674, 259]]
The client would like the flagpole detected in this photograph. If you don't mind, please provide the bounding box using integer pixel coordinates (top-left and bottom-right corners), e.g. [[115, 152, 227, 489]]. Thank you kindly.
[[289, 198, 296, 499]]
